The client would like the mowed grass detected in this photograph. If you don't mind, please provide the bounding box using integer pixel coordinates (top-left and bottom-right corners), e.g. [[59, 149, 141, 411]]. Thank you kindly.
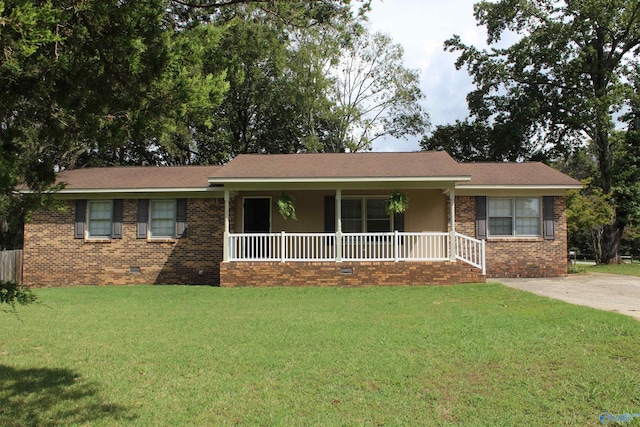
[[2, 284, 640, 426], [588, 262, 640, 277]]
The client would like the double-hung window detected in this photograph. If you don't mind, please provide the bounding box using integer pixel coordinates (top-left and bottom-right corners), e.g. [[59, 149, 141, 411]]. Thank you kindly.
[[75, 199, 122, 240], [87, 200, 113, 238], [488, 197, 541, 237], [137, 199, 187, 239], [341, 198, 392, 233], [149, 200, 177, 238]]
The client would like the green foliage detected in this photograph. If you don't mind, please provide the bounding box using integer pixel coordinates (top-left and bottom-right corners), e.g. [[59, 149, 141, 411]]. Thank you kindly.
[[446, 0, 640, 262], [421, 119, 544, 162], [386, 190, 409, 215], [276, 192, 297, 221], [566, 181, 614, 264], [0, 281, 37, 310]]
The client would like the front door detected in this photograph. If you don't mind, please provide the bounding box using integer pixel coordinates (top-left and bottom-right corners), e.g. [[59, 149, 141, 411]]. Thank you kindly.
[[243, 197, 271, 233]]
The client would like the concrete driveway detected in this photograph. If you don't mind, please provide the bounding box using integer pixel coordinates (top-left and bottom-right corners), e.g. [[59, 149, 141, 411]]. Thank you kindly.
[[490, 273, 640, 320]]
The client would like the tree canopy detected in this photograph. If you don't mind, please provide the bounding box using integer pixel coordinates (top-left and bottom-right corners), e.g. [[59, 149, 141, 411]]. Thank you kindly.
[[442, 0, 640, 263], [0, 0, 427, 249]]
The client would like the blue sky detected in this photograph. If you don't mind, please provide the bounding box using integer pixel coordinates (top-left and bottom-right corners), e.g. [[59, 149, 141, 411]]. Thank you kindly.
[[365, 0, 486, 152]]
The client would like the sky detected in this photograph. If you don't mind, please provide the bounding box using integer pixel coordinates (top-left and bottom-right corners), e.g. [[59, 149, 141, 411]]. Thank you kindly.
[[364, 0, 487, 152]]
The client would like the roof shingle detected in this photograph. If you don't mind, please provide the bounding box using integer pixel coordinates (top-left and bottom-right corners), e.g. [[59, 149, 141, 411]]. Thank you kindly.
[[47, 152, 581, 192], [211, 151, 468, 179], [55, 165, 222, 190], [458, 162, 581, 187]]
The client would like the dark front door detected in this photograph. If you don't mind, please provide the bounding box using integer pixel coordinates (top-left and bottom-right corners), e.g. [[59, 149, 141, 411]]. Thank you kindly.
[[243, 198, 271, 233]]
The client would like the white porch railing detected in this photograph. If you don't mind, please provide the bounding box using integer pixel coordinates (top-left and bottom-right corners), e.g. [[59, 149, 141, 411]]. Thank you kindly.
[[455, 233, 486, 275], [229, 232, 336, 262], [228, 231, 485, 274]]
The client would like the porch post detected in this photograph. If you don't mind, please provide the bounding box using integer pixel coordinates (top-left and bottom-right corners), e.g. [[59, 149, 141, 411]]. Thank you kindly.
[[223, 190, 230, 262], [336, 189, 342, 262], [449, 188, 456, 262]]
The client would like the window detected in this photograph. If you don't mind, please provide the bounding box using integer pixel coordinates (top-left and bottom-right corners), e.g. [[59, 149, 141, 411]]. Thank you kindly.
[[488, 197, 541, 237], [75, 199, 122, 240], [342, 199, 363, 232], [150, 200, 176, 238], [137, 199, 187, 239], [366, 199, 391, 232], [341, 198, 393, 233], [87, 200, 113, 238]]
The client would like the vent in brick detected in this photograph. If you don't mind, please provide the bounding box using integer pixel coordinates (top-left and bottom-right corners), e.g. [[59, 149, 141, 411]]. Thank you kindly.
[[340, 267, 353, 275], [129, 267, 141, 273]]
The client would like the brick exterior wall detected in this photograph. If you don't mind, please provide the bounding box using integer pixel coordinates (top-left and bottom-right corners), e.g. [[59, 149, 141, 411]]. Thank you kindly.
[[23, 192, 569, 287], [220, 261, 485, 287], [23, 198, 229, 286], [454, 195, 568, 278]]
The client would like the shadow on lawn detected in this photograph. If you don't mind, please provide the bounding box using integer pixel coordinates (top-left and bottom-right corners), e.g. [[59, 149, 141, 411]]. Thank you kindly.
[[0, 364, 136, 426]]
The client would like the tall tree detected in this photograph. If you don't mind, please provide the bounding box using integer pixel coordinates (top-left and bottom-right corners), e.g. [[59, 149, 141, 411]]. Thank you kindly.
[[446, 0, 640, 263], [421, 119, 546, 162], [326, 31, 429, 152], [0, 0, 228, 248]]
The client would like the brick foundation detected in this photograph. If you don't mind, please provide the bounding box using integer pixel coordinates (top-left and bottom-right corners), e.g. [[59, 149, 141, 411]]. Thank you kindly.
[[23, 198, 228, 287], [219, 261, 485, 287]]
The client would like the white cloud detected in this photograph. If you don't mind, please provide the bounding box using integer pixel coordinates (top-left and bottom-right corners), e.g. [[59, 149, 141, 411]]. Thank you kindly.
[[365, 0, 486, 152]]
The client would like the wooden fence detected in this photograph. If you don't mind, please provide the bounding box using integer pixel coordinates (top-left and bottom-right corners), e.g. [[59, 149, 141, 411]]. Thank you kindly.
[[0, 250, 23, 284]]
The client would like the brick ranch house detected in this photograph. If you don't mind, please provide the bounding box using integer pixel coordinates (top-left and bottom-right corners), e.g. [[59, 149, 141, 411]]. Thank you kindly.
[[22, 151, 581, 287]]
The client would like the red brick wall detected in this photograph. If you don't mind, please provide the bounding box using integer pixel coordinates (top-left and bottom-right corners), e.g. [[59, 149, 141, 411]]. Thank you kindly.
[[23, 198, 229, 286], [219, 261, 485, 287], [454, 196, 568, 277]]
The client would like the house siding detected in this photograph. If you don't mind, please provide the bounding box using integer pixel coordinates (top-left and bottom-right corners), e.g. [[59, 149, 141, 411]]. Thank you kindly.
[[23, 198, 229, 287], [454, 195, 568, 277]]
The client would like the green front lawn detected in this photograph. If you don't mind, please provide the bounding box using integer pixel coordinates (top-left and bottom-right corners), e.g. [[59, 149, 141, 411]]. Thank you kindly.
[[587, 262, 640, 277], [2, 284, 639, 426]]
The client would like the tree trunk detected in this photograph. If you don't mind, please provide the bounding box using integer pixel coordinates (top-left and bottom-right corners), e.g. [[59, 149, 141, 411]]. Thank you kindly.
[[601, 222, 621, 264]]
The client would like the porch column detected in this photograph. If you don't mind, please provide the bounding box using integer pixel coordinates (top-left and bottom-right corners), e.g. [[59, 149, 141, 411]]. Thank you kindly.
[[223, 190, 230, 262], [449, 188, 456, 262], [336, 189, 342, 262]]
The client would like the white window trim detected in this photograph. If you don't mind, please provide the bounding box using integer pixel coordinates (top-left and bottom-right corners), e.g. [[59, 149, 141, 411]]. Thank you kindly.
[[487, 197, 542, 238], [149, 199, 177, 239], [86, 200, 113, 240], [341, 196, 395, 233]]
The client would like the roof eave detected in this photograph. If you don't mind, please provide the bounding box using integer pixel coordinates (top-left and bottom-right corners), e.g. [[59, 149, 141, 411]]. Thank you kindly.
[[456, 184, 583, 190], [18, 187, 217, 194], [208, 176, 472, 184]]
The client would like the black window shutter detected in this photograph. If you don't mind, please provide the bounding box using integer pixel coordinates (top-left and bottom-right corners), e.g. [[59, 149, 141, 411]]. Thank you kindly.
[[111, 199, 124, 239], [176, 198, 187, 238], [543, 196, 555, 240], [74, 200, 86, 239], [393, 212, 405, 232], [475, 196, 487, 240], [137, 199, 149, 239], [324, 195, 335, 232]]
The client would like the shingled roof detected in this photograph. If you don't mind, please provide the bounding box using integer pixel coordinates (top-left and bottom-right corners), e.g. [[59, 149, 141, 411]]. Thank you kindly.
[[54, 165, 222, 192], [210, 151, 469, 180], [458, 162, 581, 187], [47, 151, 580, 193]]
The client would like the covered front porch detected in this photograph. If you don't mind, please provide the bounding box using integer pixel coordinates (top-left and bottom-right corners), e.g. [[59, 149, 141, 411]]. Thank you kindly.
[[208, 152, 488, 286], [217, 187, 486, 287]]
